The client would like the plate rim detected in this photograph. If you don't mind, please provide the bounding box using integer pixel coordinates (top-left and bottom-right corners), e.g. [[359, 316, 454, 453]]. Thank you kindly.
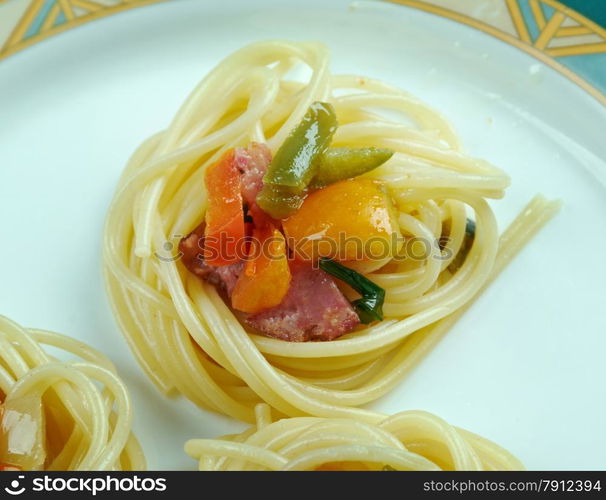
[[1, 0, 605, 470], [0, 0, 605, 108], [387, 0, 606, 107]]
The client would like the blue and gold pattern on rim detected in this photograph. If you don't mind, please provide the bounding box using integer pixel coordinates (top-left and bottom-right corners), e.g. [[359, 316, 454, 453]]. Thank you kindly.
[[0, 0, 604, 105], [0, 0, 165, 59], [386, 0, 606, 106]]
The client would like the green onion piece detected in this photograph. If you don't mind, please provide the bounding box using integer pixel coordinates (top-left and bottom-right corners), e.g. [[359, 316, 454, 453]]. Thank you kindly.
[[319, 257, 385, 324], [257, 102, 337, 218], [310, 147, 394, 188], [465, 218, 476, 237], [448, 218, 476, 273]]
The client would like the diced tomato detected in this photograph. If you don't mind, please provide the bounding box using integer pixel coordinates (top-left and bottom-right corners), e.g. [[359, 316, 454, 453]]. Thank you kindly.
[[203, 149, 246, 266]]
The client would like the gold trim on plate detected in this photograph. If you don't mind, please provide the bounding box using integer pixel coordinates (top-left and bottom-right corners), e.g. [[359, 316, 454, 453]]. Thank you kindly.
[[0, 0, 168, 60], [385, 0, 606, 107], [0, 0, 604, 107]]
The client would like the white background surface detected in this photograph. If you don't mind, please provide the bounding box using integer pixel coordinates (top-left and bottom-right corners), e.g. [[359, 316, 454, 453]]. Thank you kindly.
[[1, 0, 605, 470]]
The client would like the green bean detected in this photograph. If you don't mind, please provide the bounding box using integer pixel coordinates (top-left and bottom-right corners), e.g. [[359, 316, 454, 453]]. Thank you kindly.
[[257, 102, 337, 218], [310, 147, 393, 188]]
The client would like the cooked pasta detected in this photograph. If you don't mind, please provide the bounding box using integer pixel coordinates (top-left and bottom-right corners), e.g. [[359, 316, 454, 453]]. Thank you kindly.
[[0, 315, 145, 471], [103, 40, 559, 423], [185, 403, 523, 471]]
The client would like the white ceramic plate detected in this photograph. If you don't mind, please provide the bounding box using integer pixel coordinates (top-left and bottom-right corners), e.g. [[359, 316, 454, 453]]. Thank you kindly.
[[1, 0, 605, 470]]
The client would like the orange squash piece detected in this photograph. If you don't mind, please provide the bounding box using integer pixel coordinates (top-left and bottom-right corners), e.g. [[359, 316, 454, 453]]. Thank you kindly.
[[231, 224, 291, 314], [283, 178, 400, 263]]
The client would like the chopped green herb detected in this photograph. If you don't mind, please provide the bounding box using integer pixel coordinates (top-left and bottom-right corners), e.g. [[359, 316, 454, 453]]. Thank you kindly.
[[319, 258, 385, 324], [448, 218, 476, 273]]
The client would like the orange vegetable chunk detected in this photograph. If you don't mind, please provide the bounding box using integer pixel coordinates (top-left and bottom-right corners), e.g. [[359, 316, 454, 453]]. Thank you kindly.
[[283, 178, 400, 263], [0, 396, 46, 471], [203, 149, 246, 266], [231, 224, 291, 314]]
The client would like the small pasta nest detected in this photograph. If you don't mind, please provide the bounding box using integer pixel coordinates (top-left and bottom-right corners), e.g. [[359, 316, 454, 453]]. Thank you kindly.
[[185, 404, 523, 471], [0, 315, 145, 471], [103, 40, 559, 422]]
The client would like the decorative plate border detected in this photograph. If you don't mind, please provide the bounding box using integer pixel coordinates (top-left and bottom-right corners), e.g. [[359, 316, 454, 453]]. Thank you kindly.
[[0, 0, 166, 60], [0, 0, 605, 107], [386, 0, 606, 106]]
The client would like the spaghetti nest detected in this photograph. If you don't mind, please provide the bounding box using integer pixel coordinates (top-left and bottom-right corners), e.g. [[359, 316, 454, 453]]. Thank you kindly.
[[103, 40, 559, 423], [185, 403, 523, 471], [0, 315, 144, 471]]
